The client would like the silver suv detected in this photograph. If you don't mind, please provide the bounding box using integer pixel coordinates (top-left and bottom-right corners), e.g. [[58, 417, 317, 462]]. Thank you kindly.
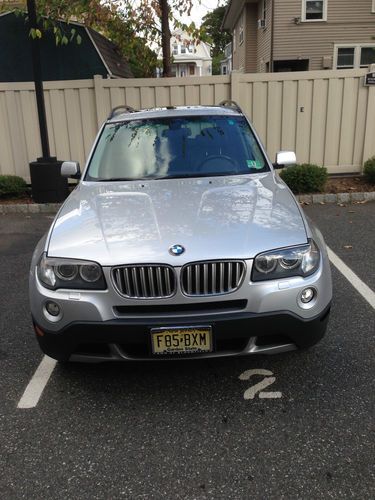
[[29, 102, 332, 362]]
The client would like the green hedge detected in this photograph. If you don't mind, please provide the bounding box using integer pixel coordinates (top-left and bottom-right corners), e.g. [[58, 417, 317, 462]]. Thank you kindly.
[[0, 175, 27, 198], [279, 164, 328, 194], [363, 157, 375, 184]]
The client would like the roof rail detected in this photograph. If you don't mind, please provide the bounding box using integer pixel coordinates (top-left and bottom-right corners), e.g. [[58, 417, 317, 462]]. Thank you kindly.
[[218, 100, 242, 112], [108, 105, 138, 119]]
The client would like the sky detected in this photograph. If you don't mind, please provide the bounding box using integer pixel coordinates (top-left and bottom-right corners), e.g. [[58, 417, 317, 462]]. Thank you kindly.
[[178, 0, 227, 26]]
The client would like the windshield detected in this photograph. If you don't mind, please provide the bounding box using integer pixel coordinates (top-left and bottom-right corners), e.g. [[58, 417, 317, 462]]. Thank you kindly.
[[85, 115, 269, 181]]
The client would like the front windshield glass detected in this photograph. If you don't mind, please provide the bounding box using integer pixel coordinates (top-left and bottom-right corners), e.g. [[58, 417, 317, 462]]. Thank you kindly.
[[85, 115, 269, 181]]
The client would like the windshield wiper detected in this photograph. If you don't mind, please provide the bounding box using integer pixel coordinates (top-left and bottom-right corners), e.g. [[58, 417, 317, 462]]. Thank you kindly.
[[95, 177, 146, 182], [153, 174, 195, 180], [153, 172, 247, 180]]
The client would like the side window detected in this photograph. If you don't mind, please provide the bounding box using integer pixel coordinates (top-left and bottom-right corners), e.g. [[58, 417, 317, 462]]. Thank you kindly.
[[360, 46, 375, 67], [302, 0, 327, 22], [336, 47, 355, 69]]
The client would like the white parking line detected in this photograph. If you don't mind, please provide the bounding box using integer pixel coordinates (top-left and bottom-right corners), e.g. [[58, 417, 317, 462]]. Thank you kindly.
[[17, 356, 57, 409], [327, 246, 375, 310]]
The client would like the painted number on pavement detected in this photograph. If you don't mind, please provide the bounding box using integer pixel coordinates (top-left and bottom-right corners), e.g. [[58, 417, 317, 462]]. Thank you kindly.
[[239, 369, 282, 400]]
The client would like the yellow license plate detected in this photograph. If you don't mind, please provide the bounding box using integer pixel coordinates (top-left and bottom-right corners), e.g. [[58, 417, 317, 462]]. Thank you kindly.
[[151, 327, 212, 355]]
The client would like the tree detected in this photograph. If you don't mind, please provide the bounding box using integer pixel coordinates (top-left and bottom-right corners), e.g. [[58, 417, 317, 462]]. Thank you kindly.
[[0, 0, 157, 77], [1, 0, 201, 77], [120, 0, 197, 77], [201, 2, 231, 75]]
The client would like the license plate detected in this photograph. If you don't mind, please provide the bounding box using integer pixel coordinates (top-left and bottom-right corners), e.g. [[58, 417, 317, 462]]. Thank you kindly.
[[151, 326, 212, 355]]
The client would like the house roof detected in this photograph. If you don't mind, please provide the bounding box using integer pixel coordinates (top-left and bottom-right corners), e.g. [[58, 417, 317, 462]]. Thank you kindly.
[[222, 0, 258, 30], [0, 11, 133, 80], [86, 27, 133, 79]]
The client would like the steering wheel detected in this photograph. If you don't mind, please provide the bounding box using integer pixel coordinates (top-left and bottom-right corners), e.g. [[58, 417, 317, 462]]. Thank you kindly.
[[197, 155, 239, 172]]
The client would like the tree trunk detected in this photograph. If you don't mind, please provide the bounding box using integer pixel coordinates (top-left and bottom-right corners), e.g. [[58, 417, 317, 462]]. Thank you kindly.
[[159, 0, 171, 77], [27, 0, 51, 160]]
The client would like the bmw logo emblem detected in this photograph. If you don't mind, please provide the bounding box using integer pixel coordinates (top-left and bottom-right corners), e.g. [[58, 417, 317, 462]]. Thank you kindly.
[[169, 244, 185, 256]]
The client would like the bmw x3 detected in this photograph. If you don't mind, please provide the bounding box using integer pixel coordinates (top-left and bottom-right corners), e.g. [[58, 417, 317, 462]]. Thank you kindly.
[[29, 102, 332, 362]]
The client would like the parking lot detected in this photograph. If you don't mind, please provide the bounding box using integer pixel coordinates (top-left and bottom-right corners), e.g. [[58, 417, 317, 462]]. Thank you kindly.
[[0, 203, 374, 499]]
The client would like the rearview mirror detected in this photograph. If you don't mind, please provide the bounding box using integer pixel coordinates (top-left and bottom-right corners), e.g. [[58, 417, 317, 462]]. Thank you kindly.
[[274, 151, 297, 169], [61, 161, 81, 179]]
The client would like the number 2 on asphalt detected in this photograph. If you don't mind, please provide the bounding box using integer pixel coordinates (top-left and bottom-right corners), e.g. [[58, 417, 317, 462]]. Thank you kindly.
[[239, 369, 282, 400]]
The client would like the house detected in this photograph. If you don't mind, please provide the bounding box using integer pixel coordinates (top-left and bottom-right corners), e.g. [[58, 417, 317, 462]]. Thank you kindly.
[[157, 30, 212, 77], [0, 11, 133, 81], [222, 0, 375, 73], [220, 42, 233, 75]]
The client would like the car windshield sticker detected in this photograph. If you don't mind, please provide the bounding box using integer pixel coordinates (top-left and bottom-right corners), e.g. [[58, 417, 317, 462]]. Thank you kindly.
[[247, 160, 263, 169]]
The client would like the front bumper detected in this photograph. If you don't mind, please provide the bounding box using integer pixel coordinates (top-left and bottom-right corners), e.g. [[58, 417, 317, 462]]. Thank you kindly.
[[33, 304, 331, 362]]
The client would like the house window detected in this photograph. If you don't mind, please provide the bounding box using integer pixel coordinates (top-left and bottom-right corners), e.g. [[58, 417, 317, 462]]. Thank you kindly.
[[360, 47, 375, 67], [188, 44, 194, 53], [337, 47, 355, 69], [181, 45, 186, 54], [172, 44, 178, 55], [335, 45, 375, 69], [239, 24, 244, 45], [302, 0, 327, 22], [189, 65, 195, 75], [222, 65, 227, 75], [262, 0, 267, 21]]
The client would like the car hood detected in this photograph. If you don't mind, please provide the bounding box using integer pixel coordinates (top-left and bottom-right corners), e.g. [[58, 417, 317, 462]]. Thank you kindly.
[[48, 174, 307, 266]]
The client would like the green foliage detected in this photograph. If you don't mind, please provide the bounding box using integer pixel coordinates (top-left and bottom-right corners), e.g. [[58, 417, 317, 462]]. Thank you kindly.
[[212, 54, 223, 75], [363, 156, 375, 184], [0, 175, 27, 198], [279, 164, 328, 194], [201, 4, 231, 58], [2, 0, 157, 77]]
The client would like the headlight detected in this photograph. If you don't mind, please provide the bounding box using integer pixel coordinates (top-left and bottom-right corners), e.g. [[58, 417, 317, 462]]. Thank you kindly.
[[37, 254, 107, 290], [252, 240, 320, 282]]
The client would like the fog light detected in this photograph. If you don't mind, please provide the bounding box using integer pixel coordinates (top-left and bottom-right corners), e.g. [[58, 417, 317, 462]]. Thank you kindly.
[[45, 301, 60, 317], [301, 288, 315, 304]]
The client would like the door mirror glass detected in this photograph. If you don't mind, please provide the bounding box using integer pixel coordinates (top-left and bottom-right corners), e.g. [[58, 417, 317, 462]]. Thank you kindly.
[[61, 161, 81, 178]]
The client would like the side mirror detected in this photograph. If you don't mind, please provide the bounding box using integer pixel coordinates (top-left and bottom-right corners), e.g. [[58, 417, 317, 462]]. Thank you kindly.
[[61, 161, 81, 179], [274, 151, 297, 169]]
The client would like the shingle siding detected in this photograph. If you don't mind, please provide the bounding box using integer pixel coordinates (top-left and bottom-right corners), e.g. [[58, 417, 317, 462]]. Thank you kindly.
[[232, 11, 247, 71], [256, 0, 272, 72], [226, 0, 375, 72], [273, 0, 375, 70], [245, 3, 258, 72]]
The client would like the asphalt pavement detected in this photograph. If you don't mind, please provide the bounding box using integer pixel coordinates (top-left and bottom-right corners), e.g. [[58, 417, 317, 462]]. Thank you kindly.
[[0, 204, 374, 500]]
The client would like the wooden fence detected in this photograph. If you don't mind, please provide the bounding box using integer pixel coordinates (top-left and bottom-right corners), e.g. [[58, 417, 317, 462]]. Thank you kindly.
[[0, 69, 374, 181]]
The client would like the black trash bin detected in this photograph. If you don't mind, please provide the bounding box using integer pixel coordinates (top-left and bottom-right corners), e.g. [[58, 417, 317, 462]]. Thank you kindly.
[[29, 158, 69, 203]]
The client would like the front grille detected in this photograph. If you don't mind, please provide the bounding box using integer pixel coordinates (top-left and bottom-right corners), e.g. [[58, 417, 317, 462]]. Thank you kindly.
[[112, 265, 176, 299], [181, 261, 245, 296]]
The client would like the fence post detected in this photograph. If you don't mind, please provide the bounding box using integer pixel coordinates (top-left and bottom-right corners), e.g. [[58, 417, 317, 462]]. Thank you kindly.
[[362, 85, 375, 169], [93, 74, 106, 128], [230, 71, 241, 103]]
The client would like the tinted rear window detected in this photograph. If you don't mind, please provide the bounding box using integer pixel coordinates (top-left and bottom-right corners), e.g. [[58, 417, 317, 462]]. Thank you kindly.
[[86, 115, 269, 181]]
